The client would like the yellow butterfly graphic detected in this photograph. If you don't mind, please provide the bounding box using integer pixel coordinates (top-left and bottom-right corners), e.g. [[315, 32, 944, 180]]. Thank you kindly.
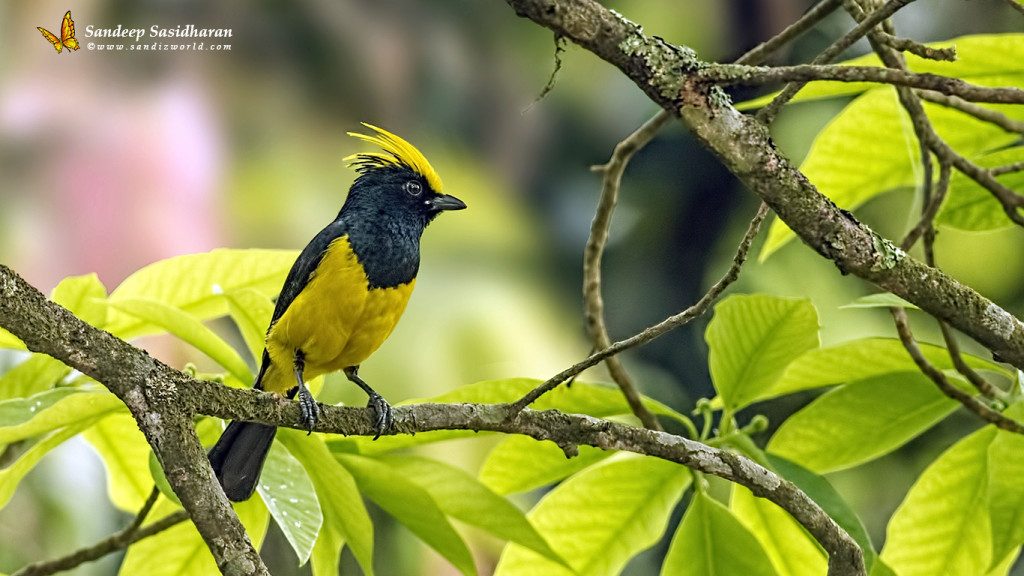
[[38, 11, 80, 53]]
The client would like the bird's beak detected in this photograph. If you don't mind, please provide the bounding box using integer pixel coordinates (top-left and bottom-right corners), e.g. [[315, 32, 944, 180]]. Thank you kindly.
[[428, 194, 467, 212]]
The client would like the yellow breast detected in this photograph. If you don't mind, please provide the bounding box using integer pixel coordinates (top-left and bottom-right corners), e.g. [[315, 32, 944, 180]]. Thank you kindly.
[[261, 235, 415, 394]]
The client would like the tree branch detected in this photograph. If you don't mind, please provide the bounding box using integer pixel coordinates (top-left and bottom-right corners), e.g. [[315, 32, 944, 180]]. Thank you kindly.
[[502, 0, 1024, 372], [700, 64, 1024, 104], [585, 110, 672, 431], [916, 91, 1024, 137], [0, 262, 862, 576], [0, 265, 269, 576]]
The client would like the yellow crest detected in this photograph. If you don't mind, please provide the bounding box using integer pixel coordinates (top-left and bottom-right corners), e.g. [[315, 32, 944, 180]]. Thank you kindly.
[[345, 123, 443, 193]]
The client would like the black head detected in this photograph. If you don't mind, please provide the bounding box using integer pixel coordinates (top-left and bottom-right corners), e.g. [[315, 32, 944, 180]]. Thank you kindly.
[[342, 162, 465, 230]]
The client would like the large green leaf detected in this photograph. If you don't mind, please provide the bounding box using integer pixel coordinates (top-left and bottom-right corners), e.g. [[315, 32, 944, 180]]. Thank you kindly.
[[277, 429, 375, 576], [105, 298, 252, 383], [256, 440, 323, 565], [118, 497, 269, 576], [50, 273, 108, 327], [374, 454, 563, 565], [768, 372, 958, 473], [880, 426, 995, 576], [661, 492, 777, 576], [766, 337, 1008, 400], [987, 403, 1024, 568], [336, 453, 476, 576], [479, 434, 612, 495], [707, 294, 820, 410], [225, 288, 275, 362], [83, 413, 156, 511], [0, 417, 100, 509], [494, 453, 690, 576], [731, 484, 827, 576], [937, 147, 1024, 231], [0, 389, 123, 443], [106, 249, 297, 339], [0, 354, 70, 401]]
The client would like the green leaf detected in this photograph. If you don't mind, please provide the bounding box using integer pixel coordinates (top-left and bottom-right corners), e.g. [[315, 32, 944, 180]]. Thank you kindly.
[[83, 413, 156, 511], [767, 337, 1009, 400], [767, 454, 878, 572], [707, 294, 820, 410], [105, 298, 252, 383], [225, 288, 275, 362], [118, 497, 269, 576], [986, 403, 1024, 567], [374, 454, 563, 566], [880, 426, 995, 576], [256, 440, 323, 566], [336, 453, 476, 576], [768, 372, 958, 473], [0, 354, 70, 401], [986, 549, 1021, 576], [149, 451, 181, 506], [731, 484, 827, 576], [494, 454, 690, 576], [0, 389, 124, 443], [0, 417, 100, 509], [0, 328, 25, 351], [661, 492, 777, 576], [50, 273, 107, 327], [839, 293, 918, 310], [277, 429, 375, 576], [937, 147, 1024, 231], [106, 249, 298, 339], [479, 434, 612, 495]]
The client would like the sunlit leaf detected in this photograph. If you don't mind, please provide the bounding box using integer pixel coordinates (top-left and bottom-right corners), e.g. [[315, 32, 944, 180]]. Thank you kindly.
[[0, 354, 70, 401], [277, 429, 374, 576], [118, 496, 269, 576], [225, 288, 275, 363], [0, 417, 99, 509], [937, 147, 1024, 231], [494, 454, 690, 576], [838, 293, 918, 310], [106, 298, 252, 383], [50, 273, 108, 328], [731, 484, 827, 576], [880, 426, 995, 576], [707, 294, 819, 409], [479, 434, 612, 495], [375, 454, 564, 566], [106, 249, 297, 339], [768, 372, 958, 473], [257, 440, 323, 566], [83, 413, 156, 511], [987, 403, 1024, 567], [661, 492, 777, 576], [0, 389, 124, 443], [766, 337, 1009, 400]]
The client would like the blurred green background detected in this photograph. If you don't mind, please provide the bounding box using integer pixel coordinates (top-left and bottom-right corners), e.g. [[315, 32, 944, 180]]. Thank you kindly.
[[1, 0, 1023, 574]]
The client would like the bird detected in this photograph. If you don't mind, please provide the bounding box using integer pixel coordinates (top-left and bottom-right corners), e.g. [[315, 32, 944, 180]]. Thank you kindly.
[[208, 124, 466, 501]]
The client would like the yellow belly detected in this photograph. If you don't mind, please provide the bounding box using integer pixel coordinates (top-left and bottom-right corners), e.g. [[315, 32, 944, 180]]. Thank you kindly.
[[261, 236, 415, 394]]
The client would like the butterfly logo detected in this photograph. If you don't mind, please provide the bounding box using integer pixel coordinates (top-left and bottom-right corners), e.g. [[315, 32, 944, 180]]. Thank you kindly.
[[38, 11, 80, 53]]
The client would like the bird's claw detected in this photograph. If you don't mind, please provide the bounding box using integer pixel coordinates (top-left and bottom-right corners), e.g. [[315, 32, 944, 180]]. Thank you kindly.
[[367, 393, 394, 440], [297, 385, 320, 435]]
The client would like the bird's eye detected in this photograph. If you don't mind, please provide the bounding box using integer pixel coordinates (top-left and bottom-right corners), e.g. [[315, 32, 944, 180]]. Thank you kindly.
[[404, 181, 422, 196]]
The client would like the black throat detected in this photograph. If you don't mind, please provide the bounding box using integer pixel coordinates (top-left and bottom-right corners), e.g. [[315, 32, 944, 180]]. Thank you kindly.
[[342, 213, 422, 289]]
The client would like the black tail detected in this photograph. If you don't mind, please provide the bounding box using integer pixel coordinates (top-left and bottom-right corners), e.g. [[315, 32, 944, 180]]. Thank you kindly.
[[208, 421, 277, 501]]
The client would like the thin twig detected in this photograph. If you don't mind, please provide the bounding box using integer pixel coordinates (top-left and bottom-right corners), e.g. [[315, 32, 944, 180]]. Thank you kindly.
[[703, 64, 1024, 105], [515, 202, 770, 412], [918, 91, 1024, 136], [585, 110, 672, 431], [756, 0, 918, 124], [900, 160, 950, 251], [890, 308, 1024, 434], [938, 322, 1007, 401], [13, 489, 189, 576], [523, 33, 567, 114], [992, 161, 1024, 177], [1003, 0, 1024, 16], [733, 0, 845, 65], [881, 35, 956, 61]]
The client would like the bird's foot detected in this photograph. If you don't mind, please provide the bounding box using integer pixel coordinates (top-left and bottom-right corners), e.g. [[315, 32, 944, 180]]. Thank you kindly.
[[297, 384, 320, 435], [367, 393, 394, 440]]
